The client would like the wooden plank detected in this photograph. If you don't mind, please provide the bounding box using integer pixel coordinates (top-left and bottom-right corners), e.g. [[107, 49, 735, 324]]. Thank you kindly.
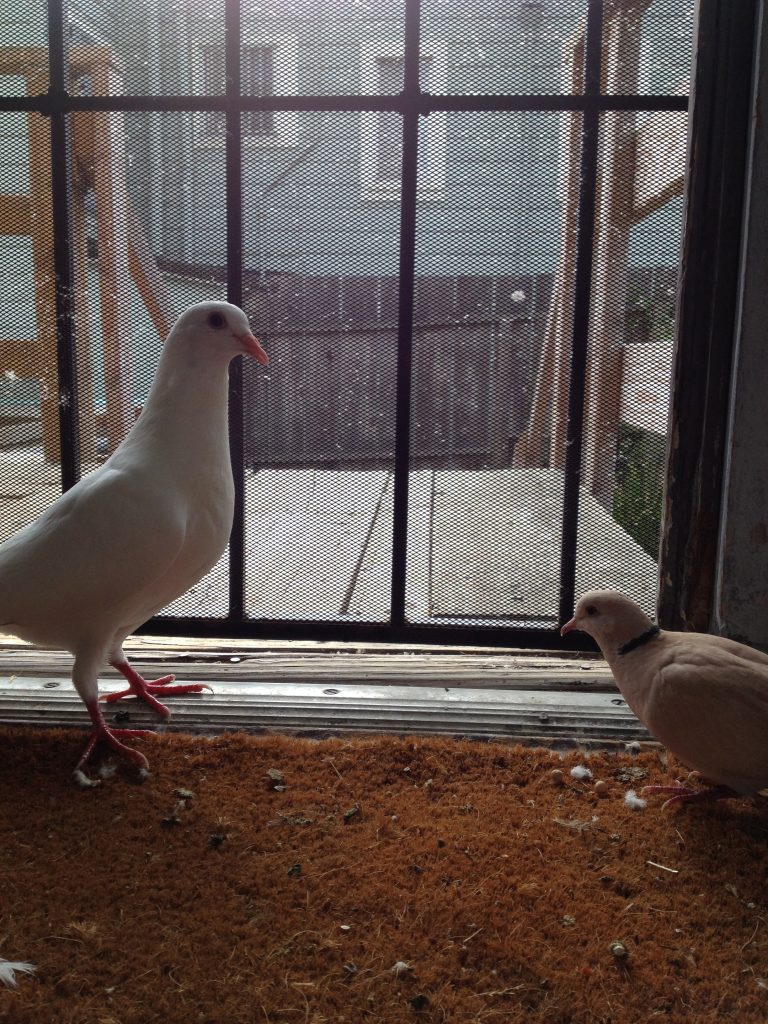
[[430, 467, 657, 623], [632, 109, 687, 224], [244, 469, 389, 619], [344, 470, 433, 620], [160, 469, 387, 620], [0, 459, 656, 630], [620, 340, 672, 434], [0, 646, 613, 690], [0, 194, 30, 235]]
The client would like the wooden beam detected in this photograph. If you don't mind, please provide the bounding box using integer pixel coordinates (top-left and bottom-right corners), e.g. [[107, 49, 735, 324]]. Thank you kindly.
[[25, 72, 59, 462], [581, 4, 644, 506], [0, 45, 119, 78], [632, 109, 687, 224], [127, 206, 175, 340], [90, 64, 135, 455]]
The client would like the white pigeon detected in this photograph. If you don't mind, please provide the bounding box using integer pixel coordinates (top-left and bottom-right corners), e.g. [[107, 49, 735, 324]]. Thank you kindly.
[[561, 589, 768, 809], [0, 301, 268, 783]]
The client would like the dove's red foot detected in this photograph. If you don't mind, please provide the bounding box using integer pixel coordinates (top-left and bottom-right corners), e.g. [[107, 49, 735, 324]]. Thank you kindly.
[[641, 782, 738, 810], [75, 698, 151, 782], [102, 659, 213, 717]]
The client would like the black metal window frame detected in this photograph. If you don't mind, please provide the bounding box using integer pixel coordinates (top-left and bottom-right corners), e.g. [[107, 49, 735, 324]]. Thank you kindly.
[[4, 0, 698, 650]]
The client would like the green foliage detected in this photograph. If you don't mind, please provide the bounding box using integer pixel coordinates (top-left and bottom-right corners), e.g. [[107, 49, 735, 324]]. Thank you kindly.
[[626, 287, 677, 345], [613, 423, 666, 559]]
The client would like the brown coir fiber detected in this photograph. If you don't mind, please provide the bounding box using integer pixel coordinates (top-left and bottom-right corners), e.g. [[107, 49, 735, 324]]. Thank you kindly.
[[1, 727, 768, 1024]]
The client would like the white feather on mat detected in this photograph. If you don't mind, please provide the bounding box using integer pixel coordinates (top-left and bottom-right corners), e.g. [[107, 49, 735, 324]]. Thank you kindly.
[[0, 958, 36, 987]]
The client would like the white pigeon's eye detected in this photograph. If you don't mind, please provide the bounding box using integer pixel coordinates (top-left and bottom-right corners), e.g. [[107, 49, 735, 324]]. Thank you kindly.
[[586, 605, 598, 616], [207, 311, 225, 329]]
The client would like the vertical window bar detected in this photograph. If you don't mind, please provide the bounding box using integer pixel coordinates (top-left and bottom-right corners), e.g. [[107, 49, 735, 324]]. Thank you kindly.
[[557, 0, 603, 627], [225, 0, 246, 621], [389, 0, 421, 626], [47, 0, 81, 491]]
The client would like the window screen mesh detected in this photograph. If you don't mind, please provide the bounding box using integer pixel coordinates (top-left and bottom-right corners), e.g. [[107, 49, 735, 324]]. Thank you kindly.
[[0, 0, 694, 642]]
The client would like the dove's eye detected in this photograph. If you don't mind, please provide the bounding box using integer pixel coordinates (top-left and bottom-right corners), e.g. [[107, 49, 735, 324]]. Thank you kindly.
[[208, 311, 225, 329], [586, 605, 598, 616]]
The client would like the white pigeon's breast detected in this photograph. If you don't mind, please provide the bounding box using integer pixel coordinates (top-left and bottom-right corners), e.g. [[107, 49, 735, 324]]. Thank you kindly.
[[144, 476, 235, 608]]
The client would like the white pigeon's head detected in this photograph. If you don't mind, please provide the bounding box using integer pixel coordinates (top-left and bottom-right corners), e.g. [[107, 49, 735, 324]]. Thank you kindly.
[[560, 589, 655, 653], [166, 301, 269, 365]]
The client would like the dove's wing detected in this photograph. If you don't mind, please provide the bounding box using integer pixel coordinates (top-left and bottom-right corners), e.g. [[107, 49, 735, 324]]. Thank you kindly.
[[641, 641, 768, 793]]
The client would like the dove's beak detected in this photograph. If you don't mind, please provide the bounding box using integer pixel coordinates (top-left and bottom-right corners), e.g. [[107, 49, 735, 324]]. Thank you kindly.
[[560, 616, 578, 637], [236, 332, 269, 365]]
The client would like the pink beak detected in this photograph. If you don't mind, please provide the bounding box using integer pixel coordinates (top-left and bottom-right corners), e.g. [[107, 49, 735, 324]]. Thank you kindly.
[[560, 617, 578, 637], [236, 332, 269, 366]]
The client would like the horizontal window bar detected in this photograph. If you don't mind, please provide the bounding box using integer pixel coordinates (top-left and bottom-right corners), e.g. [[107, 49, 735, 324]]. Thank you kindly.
[[0, 93, 688, 114]]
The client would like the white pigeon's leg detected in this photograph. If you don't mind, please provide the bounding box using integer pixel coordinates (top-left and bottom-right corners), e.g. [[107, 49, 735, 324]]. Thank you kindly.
[[101, 649, 212, 717], [71, 652, 151, 781], [641, 782, 738, 811]]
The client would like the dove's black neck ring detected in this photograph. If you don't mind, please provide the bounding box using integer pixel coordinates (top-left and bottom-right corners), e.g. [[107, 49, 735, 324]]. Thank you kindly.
[[617, 624, 661, 656]]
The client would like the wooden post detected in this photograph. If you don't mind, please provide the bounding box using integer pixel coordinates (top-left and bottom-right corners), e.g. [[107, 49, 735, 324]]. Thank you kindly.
[[90, 59, 135, 456], [581, 2, 645, 507], [26, 69, 60, 463], [513, 29, 584, 470], [69, 110, 97, 462], [0, 46, 174, 464]]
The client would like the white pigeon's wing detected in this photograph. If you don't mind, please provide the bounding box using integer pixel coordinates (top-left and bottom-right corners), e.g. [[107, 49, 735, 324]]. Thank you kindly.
[[0, 465, 188, 645]]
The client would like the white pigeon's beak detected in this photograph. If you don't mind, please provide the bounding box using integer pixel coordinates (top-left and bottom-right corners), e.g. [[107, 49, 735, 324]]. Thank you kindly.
[[236, 332, 269, 365], [560, 616, 579, 636]]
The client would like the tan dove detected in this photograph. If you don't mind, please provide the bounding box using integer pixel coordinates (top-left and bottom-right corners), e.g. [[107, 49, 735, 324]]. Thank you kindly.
[[561, 589, 768, 809]]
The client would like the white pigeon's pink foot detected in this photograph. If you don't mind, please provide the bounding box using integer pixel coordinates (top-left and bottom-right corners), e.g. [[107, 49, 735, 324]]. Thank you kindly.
[[641, 782, 738, 810], [75, 698, 151, 783], [102, 660, 213, 717]]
